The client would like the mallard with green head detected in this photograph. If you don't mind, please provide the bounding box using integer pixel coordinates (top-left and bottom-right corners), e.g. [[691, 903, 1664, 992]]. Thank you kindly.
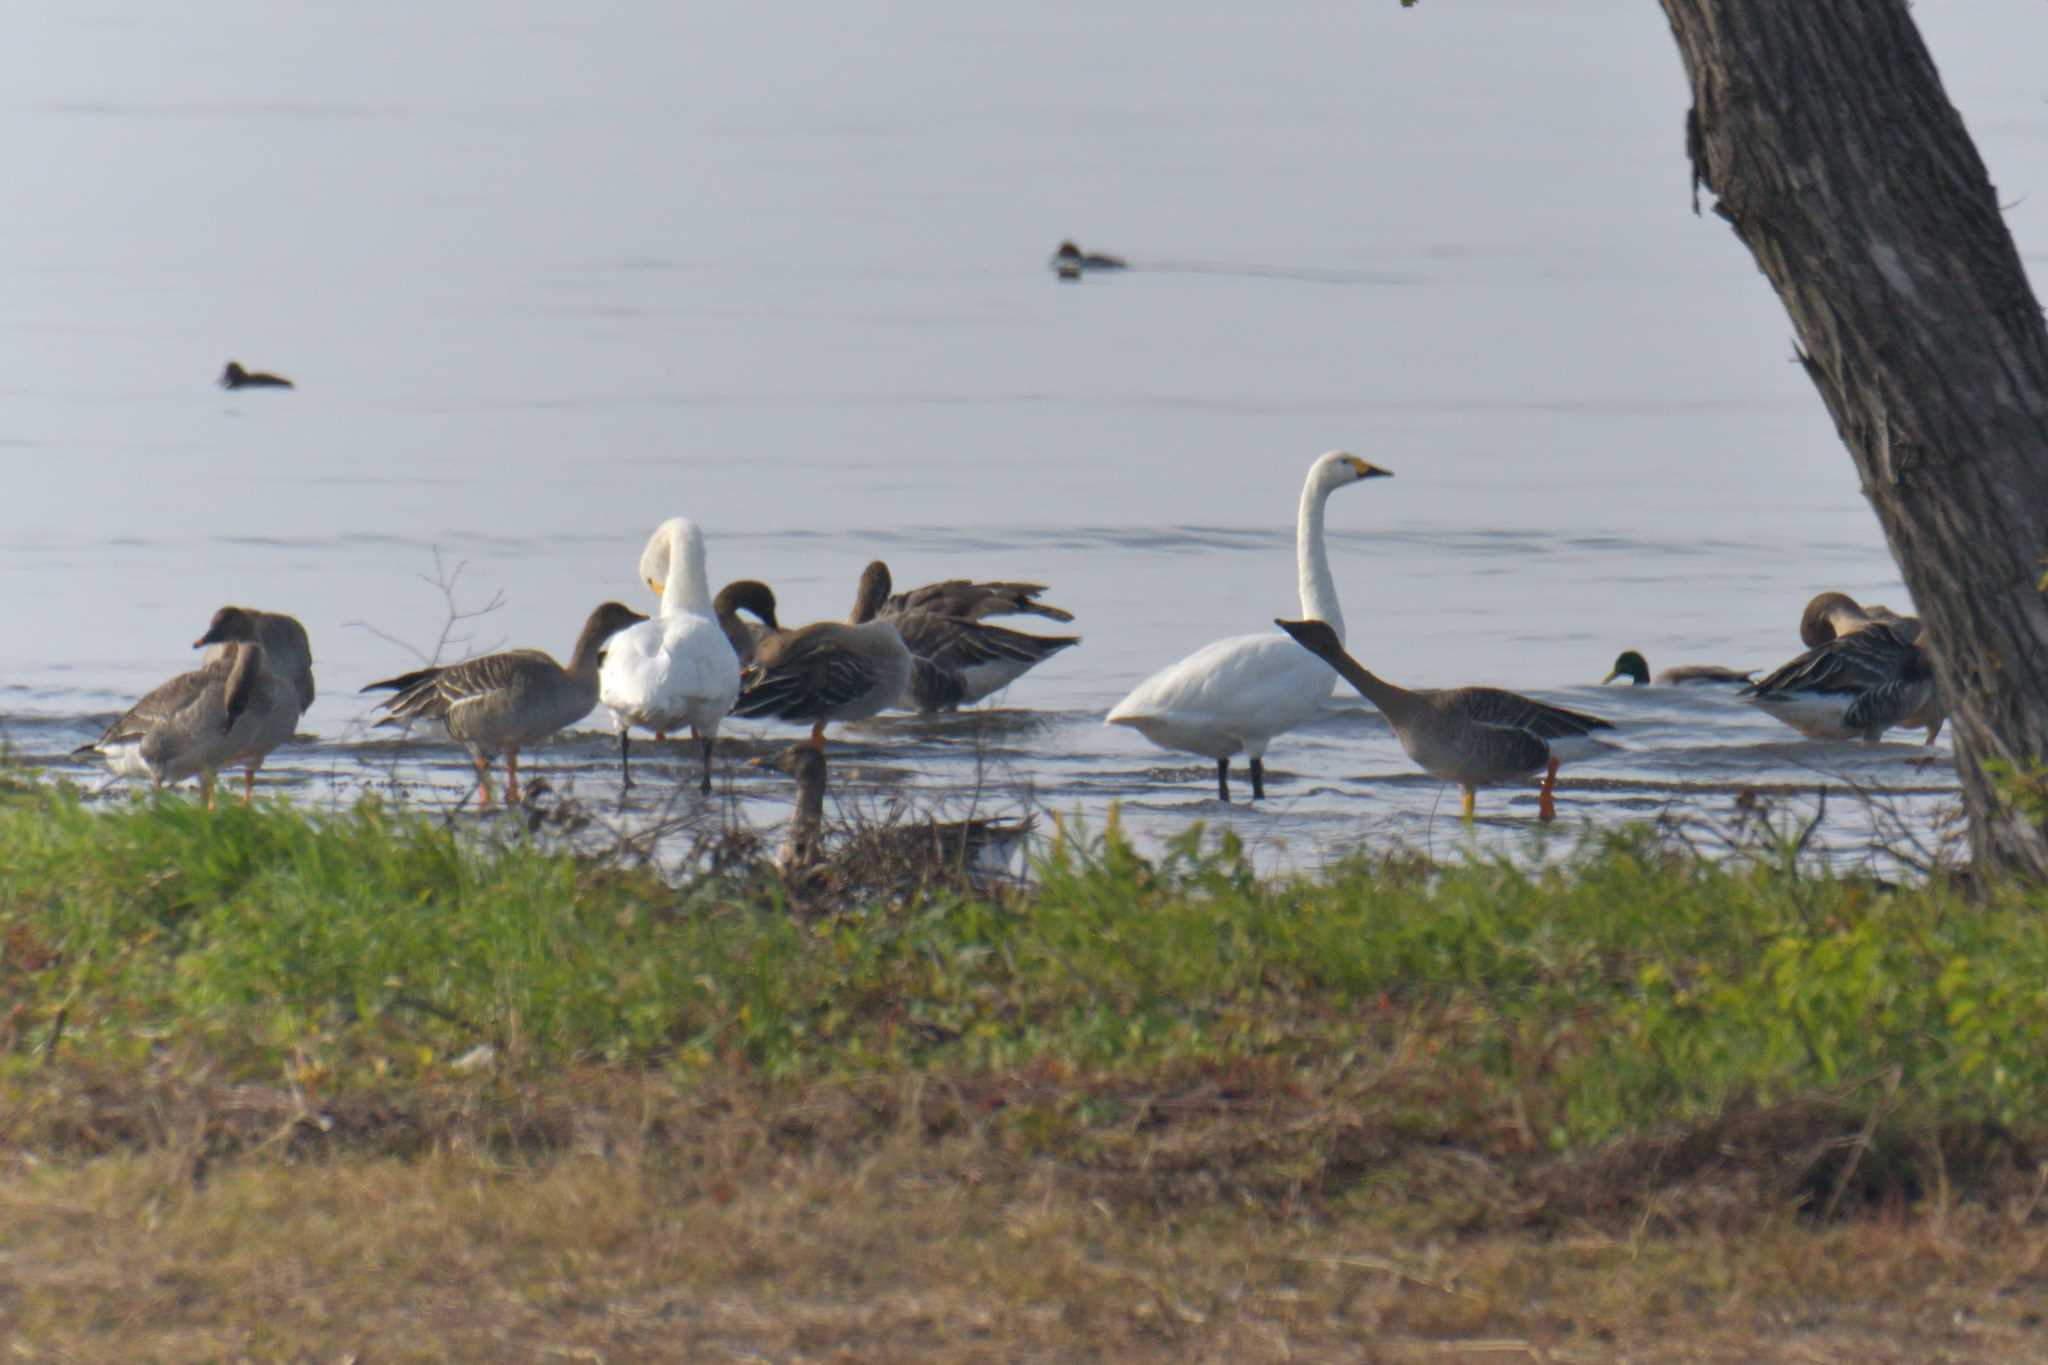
[[1602, 650, 1754, 687]]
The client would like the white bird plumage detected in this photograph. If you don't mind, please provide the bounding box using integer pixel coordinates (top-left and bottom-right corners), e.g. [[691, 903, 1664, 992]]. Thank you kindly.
[[599, 518, 743, 793], [1105, 450, 1391, 802]]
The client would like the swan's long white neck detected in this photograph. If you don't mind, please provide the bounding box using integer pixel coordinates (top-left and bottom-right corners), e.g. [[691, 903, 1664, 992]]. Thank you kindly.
[[1295, 472, 1345, 643], [661, 523, 714, 617]]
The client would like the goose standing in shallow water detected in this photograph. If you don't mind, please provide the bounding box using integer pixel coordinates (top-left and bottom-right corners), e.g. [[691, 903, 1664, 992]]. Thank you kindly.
[[730, 561, 913, 748], [73, 640, 297, 808], [600, 518, 743, 792], [1741, 621, 1941, 743], [362, 602, 646, 808], [1106, 450, 1388, 802], [1602, 650, 1753, 687], [196, 605, 316, 711], [1277, 618, 1615, 821]]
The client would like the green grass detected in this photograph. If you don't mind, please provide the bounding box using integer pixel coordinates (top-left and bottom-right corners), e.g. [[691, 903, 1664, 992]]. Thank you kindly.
[[4, 788, 2045, 1155], [7, 788, 2048, 1360]]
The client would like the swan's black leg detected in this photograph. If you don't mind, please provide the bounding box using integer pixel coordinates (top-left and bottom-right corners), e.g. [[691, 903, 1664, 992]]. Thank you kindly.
[[1250, 757, 1266, 801], [1215, 758, 1231, 803], [618, 731, 633, 789], [698, 736, 714, 794]]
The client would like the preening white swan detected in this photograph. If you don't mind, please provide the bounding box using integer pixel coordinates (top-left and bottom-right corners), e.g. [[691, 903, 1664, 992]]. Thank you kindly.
[[600, 518, 744, 792], [1105, 450, 1389, 801]]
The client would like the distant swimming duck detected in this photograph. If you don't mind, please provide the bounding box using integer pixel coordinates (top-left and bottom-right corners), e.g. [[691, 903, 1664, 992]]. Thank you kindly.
[[219, 361, 294, 390], [1050, 240, 1127, 272], [1602, 650, 1754, 687]]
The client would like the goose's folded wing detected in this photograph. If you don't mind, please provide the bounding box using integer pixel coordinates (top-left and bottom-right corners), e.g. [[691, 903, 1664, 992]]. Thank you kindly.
[[1743, 624, 1914, 699], [733, 636, 886, 719], [368, 649, 552, 724], [892, 613, 1077, 671], [1457, 717, 1558, 775], [78, 669, 215, 751], [1842, 675, 1935, 737], [1450, 687, 1614, 741]]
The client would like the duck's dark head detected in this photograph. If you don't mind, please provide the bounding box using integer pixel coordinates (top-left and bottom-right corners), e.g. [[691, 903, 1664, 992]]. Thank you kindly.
[[219, 361, 248, 388], [1603, 650, 1650, 686]]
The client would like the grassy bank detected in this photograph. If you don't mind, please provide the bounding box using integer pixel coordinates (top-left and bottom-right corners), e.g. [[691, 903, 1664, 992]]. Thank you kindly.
[[4, 789, 2047, 1360]]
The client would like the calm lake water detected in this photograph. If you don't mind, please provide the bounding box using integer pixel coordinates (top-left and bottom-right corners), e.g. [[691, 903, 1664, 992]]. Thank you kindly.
[[9, 1, 2045, 871]]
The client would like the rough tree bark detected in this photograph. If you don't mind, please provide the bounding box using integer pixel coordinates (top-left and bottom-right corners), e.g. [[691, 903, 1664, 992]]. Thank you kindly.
[[1661, 1, 2048, 879]]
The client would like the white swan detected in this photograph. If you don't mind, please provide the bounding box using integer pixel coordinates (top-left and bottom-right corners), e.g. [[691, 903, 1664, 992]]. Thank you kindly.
[[599, 518, 743, 792], [1106, 450, 1390, 801]]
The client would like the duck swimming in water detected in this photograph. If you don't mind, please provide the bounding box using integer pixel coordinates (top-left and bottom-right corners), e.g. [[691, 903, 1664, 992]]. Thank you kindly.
[[1602, 650, 1754, 687], [219, 361, 294, 390], [1050, 240, 1126, 272]]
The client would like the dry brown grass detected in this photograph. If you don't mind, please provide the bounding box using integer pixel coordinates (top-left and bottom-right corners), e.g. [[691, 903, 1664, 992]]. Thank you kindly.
[[7, 1064, 2048, 1363]]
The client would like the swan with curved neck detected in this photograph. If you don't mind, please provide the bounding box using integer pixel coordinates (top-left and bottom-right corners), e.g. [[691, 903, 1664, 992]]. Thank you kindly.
[[1105, 450, 1388, 802], [599, 518, 742, 792]]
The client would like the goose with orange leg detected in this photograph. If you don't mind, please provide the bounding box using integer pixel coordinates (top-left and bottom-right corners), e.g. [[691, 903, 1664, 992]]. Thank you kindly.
[[363, 601, 648, 808], [1275, 617, 1616, 822]]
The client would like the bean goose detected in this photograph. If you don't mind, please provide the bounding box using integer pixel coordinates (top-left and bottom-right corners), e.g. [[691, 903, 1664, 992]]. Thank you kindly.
[[362, 601, 647, 807], [599, 518, 742, 792], [1602, 650, 1753, 687], [1106, 451, 1389, 803], [729, 561, 913, 748], [714, 580, 783, 668], [196, 605, 316, 710], [1740, 621, 1942, 743], [72, 640, 297, 808], [1277, 618, 1615, 821], [761, 742, 1033, 880], [881, 580, 1074, 624], [1800, 591, 1923, 647], [890, 610, 1080, 712]]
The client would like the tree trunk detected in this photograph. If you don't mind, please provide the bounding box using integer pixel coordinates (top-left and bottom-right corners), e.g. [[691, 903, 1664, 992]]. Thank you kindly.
[[1660, 0, 2048, 879]]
